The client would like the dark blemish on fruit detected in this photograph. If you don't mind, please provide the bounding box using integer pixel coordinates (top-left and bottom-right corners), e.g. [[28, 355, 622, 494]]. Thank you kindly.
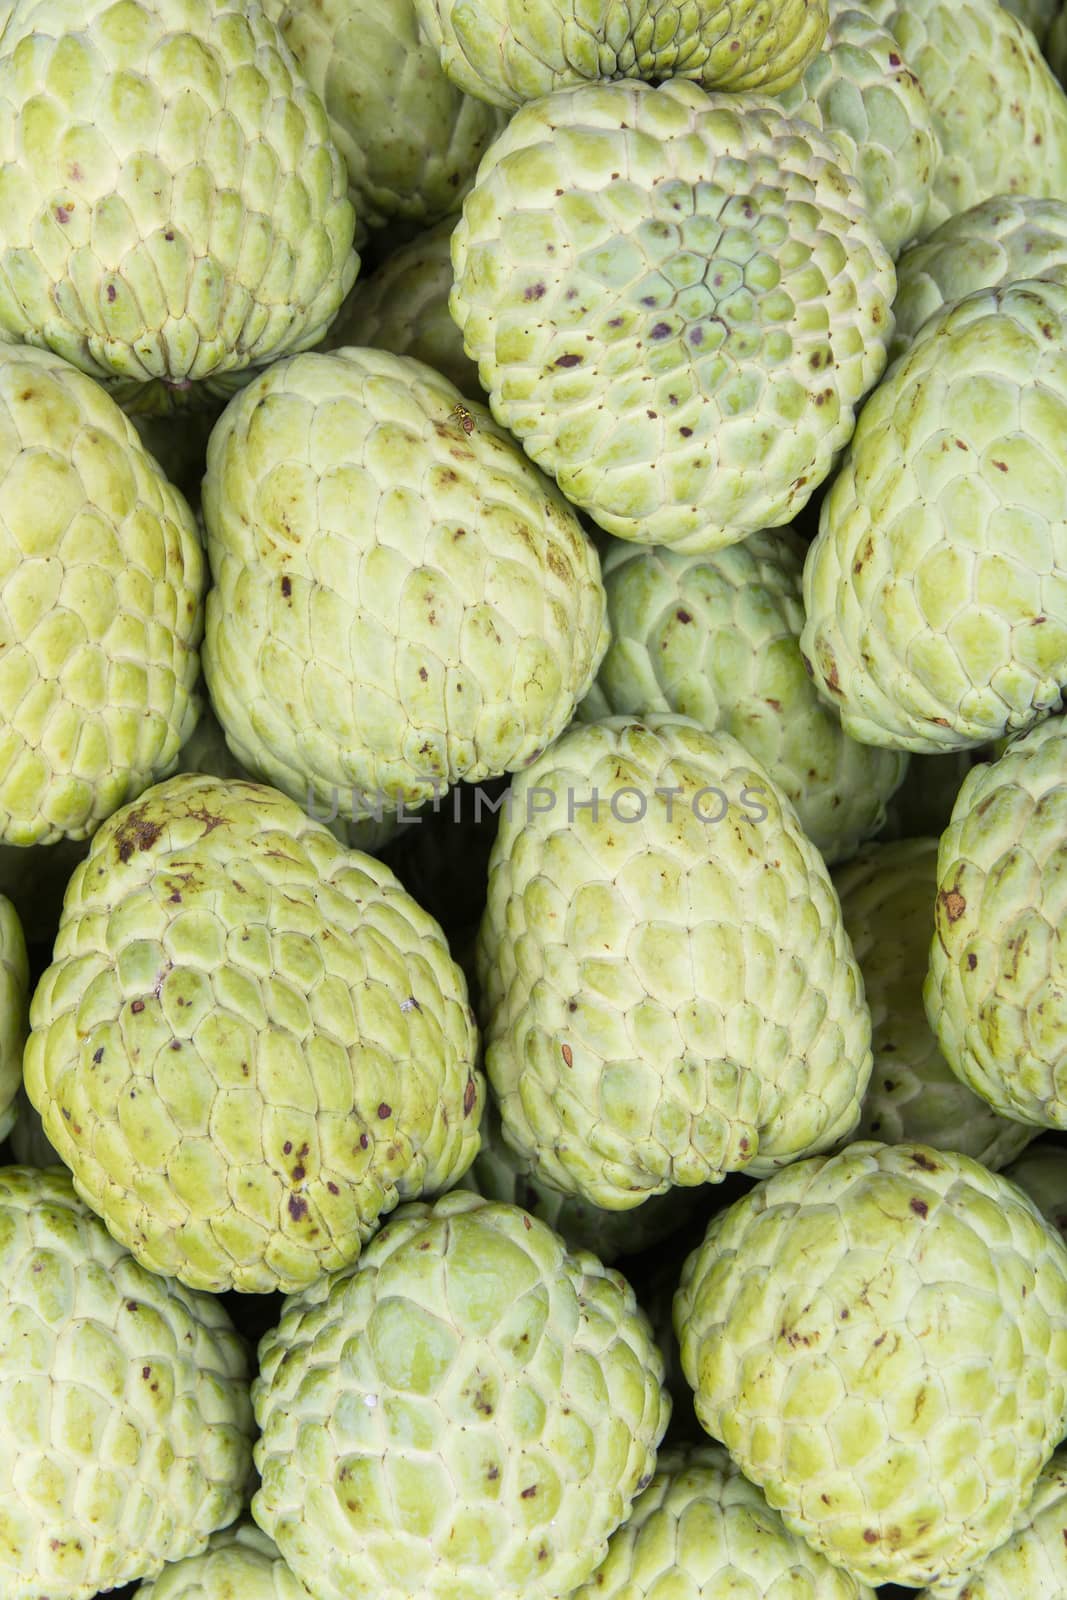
[[287, 1194, 308, 1220], [967, 953, 977, 969], [910, 1198, 928, 1218], [115, 810, 163, 862], [327, 1181, 339, 1194], [359, 1133, 369, 1149], [940, 888, 966, 922], [524, 283, 545, 301], [107, 285, 117, 302], [677, 609, 692, 623], [561, 1044, 573, 1067], [92, 1048, 104, 1064], [283, 1142, 292, 1155], [650, 322, 671, 340], [680, 425, 692, 437], [55, 205, 71, 223], [555, 353, 581, 367], [281, 575, 292, 596], [292, 1165, 305, 1181], [131, 1000, 145, 1014], [992, 460, 1008, 472], [889, 51, 901, 65], [463, 1079, 477, 1115], [911, 1151, 939, 1172], [377, 1103, 392, 1119]]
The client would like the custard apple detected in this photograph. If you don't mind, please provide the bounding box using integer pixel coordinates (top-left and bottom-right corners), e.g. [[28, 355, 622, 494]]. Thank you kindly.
[[925, 715, 1067, 1129], [834, 838, 1034, 1166], [1004, 1139, 1067, 1240], [578, 531, 908, 864], [0, 1164, 254, 1600], [476, 714, 873, 1208], [323, 217, 481, 397], [251, 1188, 670, 1600], [449, 79, 896, 552], [459, 1096, 700, 1265], [862, 0, 1067, 235], [271, 0, 504, 242], [0, 0, 358, 407], [202, 346, 608, 822], [413, 0, 829, 110], [134, 1522, 312, 1599], [891, 196, 1067, 359], [573, 1443, 876, 1600], [918, 1445, 1067, 1599], [0, 343, 204, 845], [674, 1140, 1067, 1591], [776, 1, 938, 257], [801, 278, 1067, 753], [23, 771, 483, 1293]]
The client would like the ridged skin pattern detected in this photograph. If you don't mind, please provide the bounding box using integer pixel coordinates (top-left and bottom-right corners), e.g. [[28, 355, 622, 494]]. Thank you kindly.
[[252, 1190, 671, 1600], [0, 0, 358, 398], [450, 80, 896, 552], [833, 838, 1034, 1167], [801, 279, 1067, 753], [414, 0, 829, 110], [777, 2, 937, 258], [578, 531, 908, 864], [891, 196, 1067, 359], [919, 1446, 1067, 1599], [573, 1443, 876, 1600], [323, 217, 481, 398], [1004, 1140, 1067, 1240], [273, 0, 504, 242], [476, 715, 873, 1208], [925, 717, 1067, 1129], [23, 772, 483, 1293], [863, 0, 1067, 236], [0, 1166, 253, 1600], [459, 1098, 699, 1266], [202, 346, 608, 820], [0, 894, 28, 1143], [134, 1521, 312, 1598], [0, 344, 204, 845], [674, 1141, 1067, 1591]]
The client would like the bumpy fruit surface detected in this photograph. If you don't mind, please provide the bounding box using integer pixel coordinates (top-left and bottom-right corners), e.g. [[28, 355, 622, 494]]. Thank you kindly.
[[891, 196, 1067, 357], [777, 2, 937, 257], [323, 217, 481, 397], [459, 1097, 699, 1265], [834, 838, 1034, 1166], [0, 0, 358, 401], [24, 772, 483, 1293], [674, 1140, 1067, 1590], [202, 346, 607, 820], [919, 1446, 1067, 1599], [579, 532, 907, 863], [0, 1165, 253, 1600], [252, 1189, 670, 1600], [574, 1442, 876, 1600], [864, 0, 1067, 235], [450, 79, 895, 552], [801, 279, 1067, 753], [0, 894, 27, 1143], [477, 714, 872, 1207], [134, 1522, 312, 1598], [925, 717, 1067, 1129], [273, 0, 504, 241], [1004, 1140, 1067, 1240], [414, 0, 828, 110], [0, 345, 204, 845]]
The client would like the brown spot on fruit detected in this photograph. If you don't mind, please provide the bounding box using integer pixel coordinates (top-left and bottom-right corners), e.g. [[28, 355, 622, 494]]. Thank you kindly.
[[115, 809, 163, 862], [863, 1529, 878, 1545], [561, 1044, 573, 1068], [940, 888, 966, 921], [377, 1103, 392, 1119], [911, 1151, 939, 1172], [131, 1000, 145, 1014], [524, 283, 545, 301], [910, 1198, 928, 1218], [676, 609, 692, 623], [92, 1048, 104, 1064], [281, 575, 292, 597], [463, 1078, 476, 1116], [287, 1194, 308, 1221], [521, 1485, 537, 1499], [554, 353, 582, 368]]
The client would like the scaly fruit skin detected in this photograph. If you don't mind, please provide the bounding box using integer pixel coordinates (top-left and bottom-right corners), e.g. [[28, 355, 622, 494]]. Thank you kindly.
[[414, 0, 829, 110], [252, 1189, 670, 1600], [323, 216, 481, 397], [835, 839, 1035, 1167], [450, 79, 895, 553], [573, 1442, 876, 1600], [134, 1522, 312, 1598], [458, 1096, 700, 1265], [273, 0, 504, 242], [801, 279, 1067, 753], [23, 771, 483, 1294], [0, 0, 358, 400], [777, 2, 937, 258], [0, 344, 204, 845], [1004, 1140, 1067, 1240], [579, 532, 908, 864], [202, 346, 608, 821], [674, 1140, 1067, 1592], [863, 0, 1067, 236], [891, 196, 1067, 359], [920, 1446, 1067, 1599], [0, 894, 27, 1142], [0, 1165, 254, 1600], [476, 714, 873, 1208], [925, 717, 1067, 1129]]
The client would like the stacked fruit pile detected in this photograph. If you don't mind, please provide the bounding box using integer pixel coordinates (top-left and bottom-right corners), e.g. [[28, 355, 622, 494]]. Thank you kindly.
[[0, 0, 1066, 1595]]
